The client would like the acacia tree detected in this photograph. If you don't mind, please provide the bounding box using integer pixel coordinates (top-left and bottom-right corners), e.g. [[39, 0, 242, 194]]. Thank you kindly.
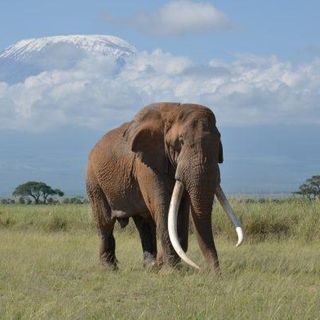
[[13, 181, 64, 204], [41, 185, 64, 204], [294, 175, 320, 200]]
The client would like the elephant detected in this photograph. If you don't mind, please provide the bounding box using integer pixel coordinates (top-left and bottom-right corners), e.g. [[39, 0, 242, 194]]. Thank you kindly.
[[86, 102, 243, 272]]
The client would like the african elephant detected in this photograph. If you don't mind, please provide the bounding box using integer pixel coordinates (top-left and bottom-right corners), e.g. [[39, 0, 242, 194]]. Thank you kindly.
[[86, 103, 243, 272]]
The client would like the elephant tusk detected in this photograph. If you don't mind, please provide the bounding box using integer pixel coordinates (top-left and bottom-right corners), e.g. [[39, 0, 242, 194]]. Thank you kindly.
[[168, 180, 200, 270], [215, 185, 244, 247]]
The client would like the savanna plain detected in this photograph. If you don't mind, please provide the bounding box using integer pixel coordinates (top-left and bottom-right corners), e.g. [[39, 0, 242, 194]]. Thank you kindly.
[[0, 199, 319, 320]]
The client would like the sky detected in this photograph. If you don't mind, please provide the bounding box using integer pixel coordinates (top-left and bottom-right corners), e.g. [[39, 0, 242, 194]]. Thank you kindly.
[[0, 0, 319, 196], [1, 0, 320, 62]]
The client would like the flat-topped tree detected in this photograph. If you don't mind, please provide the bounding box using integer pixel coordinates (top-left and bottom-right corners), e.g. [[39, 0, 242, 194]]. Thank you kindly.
[[13, 181, 64, 204], [294, 175, 320, 200]]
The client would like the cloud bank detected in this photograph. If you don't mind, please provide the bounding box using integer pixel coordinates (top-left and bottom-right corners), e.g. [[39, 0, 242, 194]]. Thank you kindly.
[[0, 49, 320, 131], [106, 0, 232, 36]]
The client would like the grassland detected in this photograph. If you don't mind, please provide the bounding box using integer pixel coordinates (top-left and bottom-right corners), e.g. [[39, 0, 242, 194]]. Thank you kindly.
[[0, 200, 319, 319]]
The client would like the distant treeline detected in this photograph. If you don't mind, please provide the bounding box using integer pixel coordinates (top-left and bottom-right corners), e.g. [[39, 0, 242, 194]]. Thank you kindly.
[[1, 181, 88, 205], [0, 197, 88, 205], [0, 196, 313, 205], [2, 174, 319, 205]]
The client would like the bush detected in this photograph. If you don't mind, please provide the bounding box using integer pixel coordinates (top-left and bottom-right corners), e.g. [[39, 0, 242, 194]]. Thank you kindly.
[[62, 198, 70, 204], [62, 197, 88, 204], [0, 198, 15, 205]]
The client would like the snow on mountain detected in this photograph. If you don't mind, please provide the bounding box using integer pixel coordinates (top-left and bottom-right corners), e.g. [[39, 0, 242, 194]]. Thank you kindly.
[[0, 35, 136, 60], [0, 35, 136, 83]]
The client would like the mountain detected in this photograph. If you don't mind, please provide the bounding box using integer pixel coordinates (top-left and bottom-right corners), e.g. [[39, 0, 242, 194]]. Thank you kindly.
[[0, 35, 138, 196], [0, 35, 136, 61], [0, 35, 136, 83]]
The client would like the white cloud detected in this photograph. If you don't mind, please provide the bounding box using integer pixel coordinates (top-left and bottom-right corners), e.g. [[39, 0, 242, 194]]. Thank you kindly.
[[107, 0, 232, 36], [0, 50, 320, 131]]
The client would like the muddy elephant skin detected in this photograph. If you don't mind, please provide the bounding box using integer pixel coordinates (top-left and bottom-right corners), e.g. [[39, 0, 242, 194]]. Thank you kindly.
[[86, 102, 223, 271]]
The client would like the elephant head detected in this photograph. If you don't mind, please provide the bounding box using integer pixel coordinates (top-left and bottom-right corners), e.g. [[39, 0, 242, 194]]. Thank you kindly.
[[126, 103, 243, 270]]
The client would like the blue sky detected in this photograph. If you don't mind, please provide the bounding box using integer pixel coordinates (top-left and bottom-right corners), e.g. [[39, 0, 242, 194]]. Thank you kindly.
[[0, 0, 319, 196], [1, 0, 320, 62]]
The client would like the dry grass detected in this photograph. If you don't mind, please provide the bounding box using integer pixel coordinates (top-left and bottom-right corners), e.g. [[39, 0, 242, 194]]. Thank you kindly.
[[0, 201, 319, 319]]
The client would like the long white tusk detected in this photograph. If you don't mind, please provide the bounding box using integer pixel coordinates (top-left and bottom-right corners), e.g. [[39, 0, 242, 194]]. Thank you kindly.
[[215, 185, 244, 247], [168, 180, 200, 270]]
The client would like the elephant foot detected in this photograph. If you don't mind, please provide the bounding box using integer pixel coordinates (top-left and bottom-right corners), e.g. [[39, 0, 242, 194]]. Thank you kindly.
[[157, 251, 181, 268], [100, 259, 118, 271], [100, 260, 118, 271], [100, 252, 118, 270], [164, 253, 181, 267], [156, 251, 164, 266], [143, 252, 157, 269]]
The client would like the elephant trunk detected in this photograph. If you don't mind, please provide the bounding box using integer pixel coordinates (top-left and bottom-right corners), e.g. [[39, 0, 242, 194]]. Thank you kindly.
[[186, 167, 220, 270], [168, 179, 244, 270], [169, 156, 220, 270], [168, 146, 244, 270]]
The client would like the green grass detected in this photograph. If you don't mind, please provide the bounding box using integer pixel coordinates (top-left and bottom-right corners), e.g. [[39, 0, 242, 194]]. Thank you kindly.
[[1, 199, 319, 241], [0, 201, 319, 319], [0, 204, 94, 232]]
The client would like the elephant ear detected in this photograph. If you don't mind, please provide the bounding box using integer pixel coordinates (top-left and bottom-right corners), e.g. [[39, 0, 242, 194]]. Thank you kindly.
[[218, 140, 223, 163], [125, 120, 166, 173]]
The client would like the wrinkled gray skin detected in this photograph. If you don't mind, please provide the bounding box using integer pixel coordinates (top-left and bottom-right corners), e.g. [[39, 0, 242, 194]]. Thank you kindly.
[[86, 103, 223, 271]]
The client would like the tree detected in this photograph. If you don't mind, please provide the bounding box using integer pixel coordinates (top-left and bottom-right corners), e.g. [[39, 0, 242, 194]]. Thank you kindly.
[[41, 185, 64, 204], [18, 197, 26, 204], [294, 175, 320, 200], [13, 181, 64, 204]]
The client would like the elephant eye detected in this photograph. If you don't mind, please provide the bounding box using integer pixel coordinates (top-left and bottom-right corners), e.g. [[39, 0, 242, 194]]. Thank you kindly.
[[200, 120, 211, 132]]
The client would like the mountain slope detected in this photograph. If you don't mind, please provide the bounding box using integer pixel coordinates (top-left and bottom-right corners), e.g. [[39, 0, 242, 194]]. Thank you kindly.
[[0, 35, 136, 60], [0, 35, 136, 83]]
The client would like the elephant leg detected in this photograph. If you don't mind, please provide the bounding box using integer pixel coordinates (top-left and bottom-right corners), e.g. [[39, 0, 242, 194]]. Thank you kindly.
[[156, 210, 181, 266], [87, 179, 117, 268], [133, 215, 157, 267], [155, 194, 190, 266], [137, 169, 179, 266], [99, 225, 117, 268]]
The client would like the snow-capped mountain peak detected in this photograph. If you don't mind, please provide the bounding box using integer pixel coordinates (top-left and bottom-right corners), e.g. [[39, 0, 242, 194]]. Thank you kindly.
[[0, 34, 136, 61], [0, 35, 136, 83]]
